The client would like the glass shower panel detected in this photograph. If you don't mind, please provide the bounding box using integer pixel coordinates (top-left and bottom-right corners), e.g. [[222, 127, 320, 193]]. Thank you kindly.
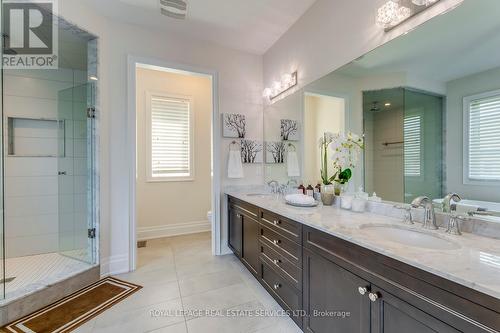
[[403, 90, 444, 203], [363, 88, 405, 202], [58, 81, 95, 264]]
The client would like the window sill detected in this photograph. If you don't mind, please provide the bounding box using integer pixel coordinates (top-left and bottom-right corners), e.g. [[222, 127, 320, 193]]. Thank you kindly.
[[146, 177, 195, 183]]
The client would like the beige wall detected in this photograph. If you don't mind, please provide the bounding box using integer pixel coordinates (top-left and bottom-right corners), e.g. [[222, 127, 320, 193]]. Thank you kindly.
[[136, 68, 212, 234], [303, 94, 345, 184]]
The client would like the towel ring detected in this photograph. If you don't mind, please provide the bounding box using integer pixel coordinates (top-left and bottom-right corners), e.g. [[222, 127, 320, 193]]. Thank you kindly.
[[229, 140, 240, 151], [287, 143, 296, 152]]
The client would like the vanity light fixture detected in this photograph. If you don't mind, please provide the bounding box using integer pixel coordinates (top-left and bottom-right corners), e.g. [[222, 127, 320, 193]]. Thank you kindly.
[[385, 102, 392, 107], [88, 75, 98, 81], [263, 71, 298, 102], [376, 0, 441, 31]]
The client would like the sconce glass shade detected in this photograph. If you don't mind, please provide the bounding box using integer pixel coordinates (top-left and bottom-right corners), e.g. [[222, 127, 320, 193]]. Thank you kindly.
[[262, 88, 272, 98], [395, 6, 411, 23], [376, 1, 400, 27], [281, 73, 293, 86], [272, 81, 282, 95]]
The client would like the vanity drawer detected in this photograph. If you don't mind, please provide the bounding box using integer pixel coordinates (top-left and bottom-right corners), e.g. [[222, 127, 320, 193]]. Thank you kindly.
[[259, 239, 302, 291], [229, 197, 259, 219], [260, 210, 302, 243], [260, 225, 302, 266], [260, 261, 302, 327]]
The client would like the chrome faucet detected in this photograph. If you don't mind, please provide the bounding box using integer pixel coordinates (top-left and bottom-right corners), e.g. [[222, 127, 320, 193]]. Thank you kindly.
[[267, 180, 279, 193], [442, 193, 461, 213], [443, 193, 462, 235], [411, 196, 438, 230]]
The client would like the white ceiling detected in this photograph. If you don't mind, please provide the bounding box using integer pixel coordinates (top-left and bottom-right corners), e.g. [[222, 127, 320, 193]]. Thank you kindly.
[[84, 0, 317, 54]]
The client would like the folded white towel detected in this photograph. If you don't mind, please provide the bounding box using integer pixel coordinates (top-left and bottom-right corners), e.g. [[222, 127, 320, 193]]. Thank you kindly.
[[287, 151, 300, 177], [285, 194, 315, 206], [228, 150, 244, 179]]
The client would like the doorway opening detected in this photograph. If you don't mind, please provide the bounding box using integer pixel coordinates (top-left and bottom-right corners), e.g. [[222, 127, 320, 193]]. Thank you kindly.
[[128, 59, 220, 271], [303, 92, 347, 185]]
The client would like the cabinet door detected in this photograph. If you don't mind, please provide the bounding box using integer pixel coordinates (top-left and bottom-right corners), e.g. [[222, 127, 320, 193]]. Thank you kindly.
[[303, 248, 371, 333], [242, 215, 260, 276], [370, 285, 460, 333], [228, 207, 242, 257]]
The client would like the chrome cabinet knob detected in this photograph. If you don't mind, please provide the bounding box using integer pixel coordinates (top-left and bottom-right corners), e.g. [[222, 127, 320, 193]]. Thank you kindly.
[[273, 239, 280, 245], [273, 259, 281, 265], [273, 283, 281, 290], [369, 292, 379, 302], [358, 287, 368, 295]]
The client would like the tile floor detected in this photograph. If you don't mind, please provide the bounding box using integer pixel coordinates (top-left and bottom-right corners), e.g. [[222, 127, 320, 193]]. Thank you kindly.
[[74, 232, 302, 333]]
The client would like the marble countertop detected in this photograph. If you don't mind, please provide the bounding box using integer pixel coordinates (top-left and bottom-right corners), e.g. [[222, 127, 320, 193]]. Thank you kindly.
[[225, 188, 500, 301]]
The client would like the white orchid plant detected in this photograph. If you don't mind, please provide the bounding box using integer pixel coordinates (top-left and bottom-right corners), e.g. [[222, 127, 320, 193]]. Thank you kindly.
[[319, 131, 364, 186]]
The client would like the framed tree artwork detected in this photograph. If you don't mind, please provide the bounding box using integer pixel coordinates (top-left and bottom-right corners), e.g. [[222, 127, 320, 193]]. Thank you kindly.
[[280, 119, 299, 141], [240, 139, 263, 163], [222, 113, 246, 138], [265, 141, 285, 164]]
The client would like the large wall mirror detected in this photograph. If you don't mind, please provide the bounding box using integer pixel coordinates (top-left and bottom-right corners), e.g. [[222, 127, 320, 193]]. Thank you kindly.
[[263, 0, 500, 220]]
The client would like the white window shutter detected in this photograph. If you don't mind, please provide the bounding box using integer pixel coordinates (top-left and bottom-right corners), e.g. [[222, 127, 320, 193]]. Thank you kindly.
[[404, 115, 422, 177], [468, 94, 500, 181], [150, 95, 192, 178]]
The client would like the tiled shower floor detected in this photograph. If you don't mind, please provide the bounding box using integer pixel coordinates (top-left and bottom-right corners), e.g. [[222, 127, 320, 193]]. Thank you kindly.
[[2, 252, 92, 302]]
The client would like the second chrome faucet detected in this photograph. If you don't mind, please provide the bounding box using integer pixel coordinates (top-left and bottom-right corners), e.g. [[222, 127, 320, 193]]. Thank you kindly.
[[411, 196, 438, 230]]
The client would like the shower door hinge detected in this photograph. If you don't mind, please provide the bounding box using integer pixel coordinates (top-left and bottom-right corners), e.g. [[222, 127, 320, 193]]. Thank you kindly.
[[87, 107, 96, 119], [88, 228, 96, 239]]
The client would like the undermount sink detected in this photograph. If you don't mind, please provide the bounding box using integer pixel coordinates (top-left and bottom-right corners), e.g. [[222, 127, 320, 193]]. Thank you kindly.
[[246, 193, 274, 197], [359, 224, 461, 250]]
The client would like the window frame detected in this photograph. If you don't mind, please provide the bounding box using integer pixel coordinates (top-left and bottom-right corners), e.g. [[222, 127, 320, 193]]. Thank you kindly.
[[145, 90, 195, 182], [403, 111, 424, 181], [463, 89, 500, 186]]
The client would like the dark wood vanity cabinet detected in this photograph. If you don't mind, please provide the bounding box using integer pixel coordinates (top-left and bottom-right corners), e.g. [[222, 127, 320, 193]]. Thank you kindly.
[[228, 204, 242, 256], [303, 248, 370, 333], [227, 196, 500, 333], [369, 285, 460, 333], [228, 198, 260, 277]]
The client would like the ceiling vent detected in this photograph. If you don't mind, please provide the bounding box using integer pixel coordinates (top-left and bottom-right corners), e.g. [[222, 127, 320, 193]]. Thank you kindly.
[[160, 0, 188, 20]]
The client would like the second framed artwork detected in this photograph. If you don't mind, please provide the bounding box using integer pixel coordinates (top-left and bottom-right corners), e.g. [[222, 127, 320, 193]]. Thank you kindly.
[[280, 119, 299, 141]]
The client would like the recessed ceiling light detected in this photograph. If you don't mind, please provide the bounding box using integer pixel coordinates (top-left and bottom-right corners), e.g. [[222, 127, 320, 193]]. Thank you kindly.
[[160, 0, 188, 20], [385, 103, 391, 107]]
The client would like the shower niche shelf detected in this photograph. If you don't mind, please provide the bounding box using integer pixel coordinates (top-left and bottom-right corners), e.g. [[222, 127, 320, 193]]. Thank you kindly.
[[7, 116, 65, 158]]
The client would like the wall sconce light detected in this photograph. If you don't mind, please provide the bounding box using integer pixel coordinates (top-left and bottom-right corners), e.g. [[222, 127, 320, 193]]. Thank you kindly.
[[263, 71, 298, 102], [376, 0, 440, 31]]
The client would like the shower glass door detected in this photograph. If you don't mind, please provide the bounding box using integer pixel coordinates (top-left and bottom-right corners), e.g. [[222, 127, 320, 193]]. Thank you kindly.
[[57, 81, 96, 265]]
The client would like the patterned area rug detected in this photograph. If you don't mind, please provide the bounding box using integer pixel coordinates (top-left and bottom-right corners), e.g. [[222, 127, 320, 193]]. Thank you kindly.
[[2, 277, 142, 333]]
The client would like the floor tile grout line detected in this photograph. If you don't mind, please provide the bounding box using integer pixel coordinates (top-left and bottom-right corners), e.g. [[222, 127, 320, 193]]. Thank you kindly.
[[171, 243, 189, 333]]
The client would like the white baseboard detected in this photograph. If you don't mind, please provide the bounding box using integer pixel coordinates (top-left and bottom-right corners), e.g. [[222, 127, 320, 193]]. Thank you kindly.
[[100, 254, 129, 277], [137, 220, 211, 241]]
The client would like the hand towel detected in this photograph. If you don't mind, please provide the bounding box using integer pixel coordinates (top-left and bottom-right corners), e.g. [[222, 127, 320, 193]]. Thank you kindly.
[[287, 151, 300, 177], [228, 150, 244, 178]]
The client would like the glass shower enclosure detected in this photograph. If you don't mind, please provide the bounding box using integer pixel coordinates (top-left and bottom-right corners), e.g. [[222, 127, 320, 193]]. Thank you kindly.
[[363, 87, 444, 204], [0, 7, 98, 301]]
